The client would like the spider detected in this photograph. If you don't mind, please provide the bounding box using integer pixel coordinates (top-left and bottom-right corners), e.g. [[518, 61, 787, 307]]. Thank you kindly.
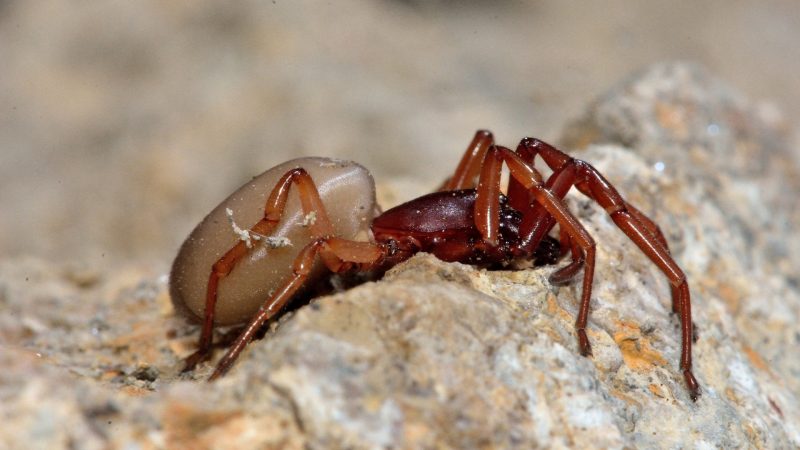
[[170, 130, 700, 401]]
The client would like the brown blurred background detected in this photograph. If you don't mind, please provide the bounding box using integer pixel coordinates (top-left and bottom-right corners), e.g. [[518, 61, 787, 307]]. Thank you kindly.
[[1, 0, 798, 267]]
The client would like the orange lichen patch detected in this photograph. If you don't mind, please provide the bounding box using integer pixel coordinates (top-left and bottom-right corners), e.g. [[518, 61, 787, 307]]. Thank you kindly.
[[121, 385, 151, 397], [108, 321, 166, 363], [541, 293, 583, 343], [717, 283, 742, 313], [742, 345, 774, 378], [544, 293, 575, 323], [163, 402, 243, 448], [664, 195, 698, 217], [168, 335, 199, 359], [404, 421, 434, 446], [725, 387, 742, 406], [613, 321, 667, 371], [100, 369, 124, 382], [743, 423, 764, 447], [364, 394, 386, 414], [608, 388, 643, 407], [654, 101, 690, 139], [648, 383, 670, 399], [743, 345, 768, 371]]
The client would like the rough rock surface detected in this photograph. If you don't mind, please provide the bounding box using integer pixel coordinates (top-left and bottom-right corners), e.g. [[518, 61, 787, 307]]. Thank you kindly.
[[2, 63, 799, 448], [564, 61, 800, 411]]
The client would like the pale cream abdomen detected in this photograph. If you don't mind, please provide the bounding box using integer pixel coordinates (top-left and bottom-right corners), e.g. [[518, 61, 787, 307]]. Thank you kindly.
[[170, 158, 377, 325]]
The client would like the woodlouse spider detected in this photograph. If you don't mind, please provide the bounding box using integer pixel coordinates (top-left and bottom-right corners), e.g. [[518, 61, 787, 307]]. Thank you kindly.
[[170, 130, 700, 401]]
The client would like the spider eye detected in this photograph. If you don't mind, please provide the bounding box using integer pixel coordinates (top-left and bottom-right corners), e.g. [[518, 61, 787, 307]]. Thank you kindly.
[[498, 194, 509, 205], [501, 209, 522, 225]]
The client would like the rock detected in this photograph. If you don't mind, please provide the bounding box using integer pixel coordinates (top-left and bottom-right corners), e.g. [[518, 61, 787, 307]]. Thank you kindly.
[[562, 61, 800, 444]]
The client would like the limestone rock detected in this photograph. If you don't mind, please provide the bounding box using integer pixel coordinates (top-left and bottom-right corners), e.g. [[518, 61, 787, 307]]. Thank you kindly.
[[562, 61, 800, 444]]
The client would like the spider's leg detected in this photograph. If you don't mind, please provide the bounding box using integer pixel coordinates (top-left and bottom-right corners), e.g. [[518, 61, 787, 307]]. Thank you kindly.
[[505, 140, 588, 282], [209, 237, 383, 380], [507, 136, 540, 211], [520, 138, 682, 313], [625, 203, 682, 313], [549, 230, 585, 285], [519, 138, 699, 400], [473, 144, 508, 245], [183, 168, 338, 373], [580, 173, 698, 400], [473, 146, 596, 359], [440, 130, 494, 191]]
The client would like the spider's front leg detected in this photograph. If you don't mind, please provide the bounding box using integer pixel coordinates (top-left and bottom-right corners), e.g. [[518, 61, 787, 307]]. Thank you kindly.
[[517, 138, 700, 401]]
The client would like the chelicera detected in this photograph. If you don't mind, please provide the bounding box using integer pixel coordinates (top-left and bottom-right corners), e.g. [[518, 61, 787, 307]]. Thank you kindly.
[[170, 130, 700, 401]]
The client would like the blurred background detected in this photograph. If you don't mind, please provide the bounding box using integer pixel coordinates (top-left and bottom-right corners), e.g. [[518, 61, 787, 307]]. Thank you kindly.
[[1, 0, 798, 267]]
